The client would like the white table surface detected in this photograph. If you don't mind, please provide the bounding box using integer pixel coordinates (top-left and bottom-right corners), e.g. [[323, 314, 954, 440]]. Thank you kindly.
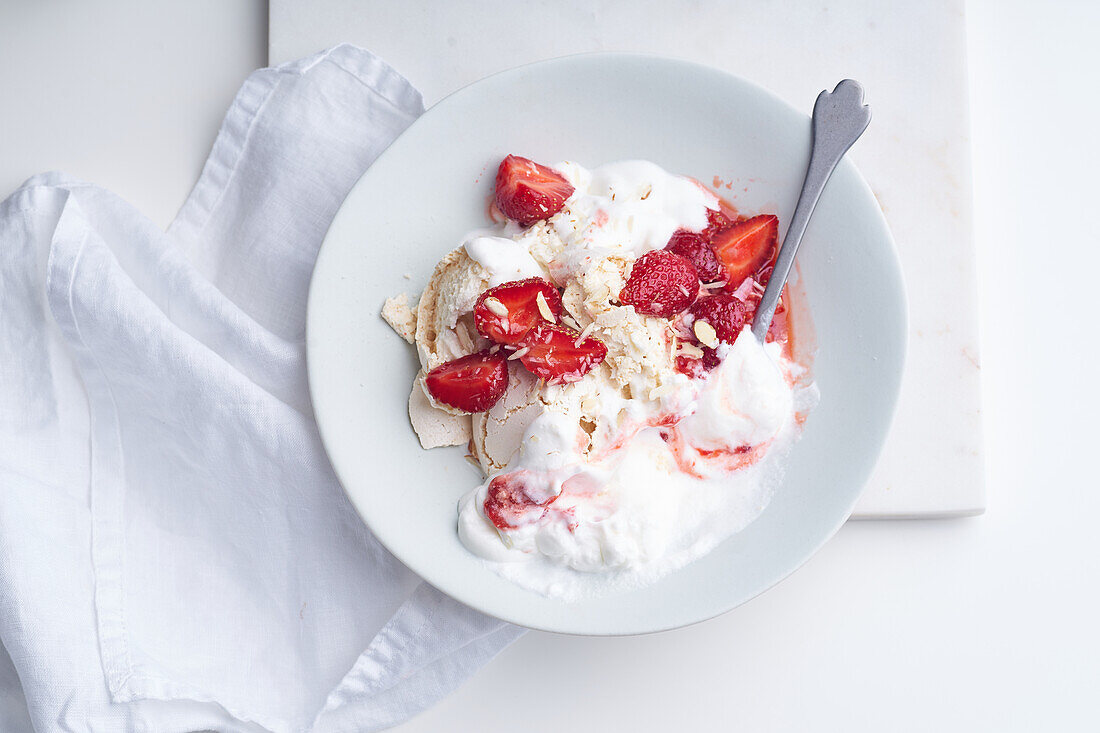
[[2, 1, 1098, 731]]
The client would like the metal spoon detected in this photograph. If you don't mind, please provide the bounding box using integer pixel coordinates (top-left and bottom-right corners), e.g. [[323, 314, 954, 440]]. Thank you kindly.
[[751, 79, 872, 340]]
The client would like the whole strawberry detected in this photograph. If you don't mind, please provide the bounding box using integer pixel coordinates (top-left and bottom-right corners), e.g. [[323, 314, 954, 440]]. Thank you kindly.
[[619, 250, 700, 318], [689, 293, 749, 345]]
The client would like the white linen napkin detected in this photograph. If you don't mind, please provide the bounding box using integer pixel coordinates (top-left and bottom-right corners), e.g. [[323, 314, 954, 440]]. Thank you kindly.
[[0, 44, 524, 733]]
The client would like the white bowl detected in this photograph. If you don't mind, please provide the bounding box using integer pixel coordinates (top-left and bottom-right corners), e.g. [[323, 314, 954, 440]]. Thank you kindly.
[[307, 54, 907, 635]]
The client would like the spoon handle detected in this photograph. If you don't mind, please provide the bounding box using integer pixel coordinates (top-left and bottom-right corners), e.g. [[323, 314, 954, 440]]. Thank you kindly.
[[751, 79, 872, 341]]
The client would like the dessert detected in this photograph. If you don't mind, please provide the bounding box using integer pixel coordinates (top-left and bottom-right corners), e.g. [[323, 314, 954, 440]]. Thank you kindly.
[[383, 155, 816, 598]]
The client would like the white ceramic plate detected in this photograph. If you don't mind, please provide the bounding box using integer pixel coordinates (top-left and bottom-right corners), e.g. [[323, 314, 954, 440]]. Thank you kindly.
[[307, 54, 907, 635]]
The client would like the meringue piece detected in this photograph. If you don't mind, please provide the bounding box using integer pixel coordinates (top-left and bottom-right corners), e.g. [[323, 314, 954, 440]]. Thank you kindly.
[[407, 370, 471, 448], [381, 293, 417, 344]]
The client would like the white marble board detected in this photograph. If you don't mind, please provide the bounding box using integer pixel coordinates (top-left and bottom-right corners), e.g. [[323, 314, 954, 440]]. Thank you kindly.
[[270, 0, 985, 518]]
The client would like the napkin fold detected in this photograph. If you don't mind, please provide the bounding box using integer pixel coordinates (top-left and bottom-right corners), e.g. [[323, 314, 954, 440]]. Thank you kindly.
[[0, 45, 523, 733]]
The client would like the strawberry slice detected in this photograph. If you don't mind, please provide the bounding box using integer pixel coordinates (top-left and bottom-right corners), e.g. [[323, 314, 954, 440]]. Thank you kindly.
[[664, 230, 722, 283], [423, 351, 509, 413], [473, 278, 562, 345], [710, 214, 779, 290], [494, 155, 575, 226], [519, 323, 607, 385], [618, 250, 700, 318]]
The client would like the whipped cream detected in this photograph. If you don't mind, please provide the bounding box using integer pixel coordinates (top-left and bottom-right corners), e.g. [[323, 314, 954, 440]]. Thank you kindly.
[[463, 235, 544, 286], [457, 327, 809, 598], [678, 333, 795, 450], [524, 160, 717, 282]]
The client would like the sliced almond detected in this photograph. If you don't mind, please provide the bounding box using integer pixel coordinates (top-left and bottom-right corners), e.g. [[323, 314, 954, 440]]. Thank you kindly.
[[693, 320, 719, 349], [455, 323, 474, 352], [574, 322, 596, 348], [483, 296, 508, 317], [535, 291, 555, 321], [508, 347, 530, 361], [678, 342, 705, 359], [701, 281, 726, 290], [561, 314, 582, 331]]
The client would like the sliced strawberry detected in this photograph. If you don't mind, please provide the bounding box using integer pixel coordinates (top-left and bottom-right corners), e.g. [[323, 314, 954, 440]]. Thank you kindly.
[[473, 278, 562, 345], [519, 323, 607, 385], [689, 293, 749, 344], [423, 351, 508, 413], [711, 214, 778, 290], [618, 250, 699, 318], [494, 155, 575, 226], [483, 471, 549, 529], [664, 229, 722, 283]]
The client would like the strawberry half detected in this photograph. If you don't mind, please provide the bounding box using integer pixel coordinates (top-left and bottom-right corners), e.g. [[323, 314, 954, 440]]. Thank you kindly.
[[423, 351, 509, 413], [494, 155, 575, 226], [519, 323, 607, 385], [664, 230, 722, 283], [619, 250, 700, 318], [710, 214, 779, 290], [473, 278, 562, 345]]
